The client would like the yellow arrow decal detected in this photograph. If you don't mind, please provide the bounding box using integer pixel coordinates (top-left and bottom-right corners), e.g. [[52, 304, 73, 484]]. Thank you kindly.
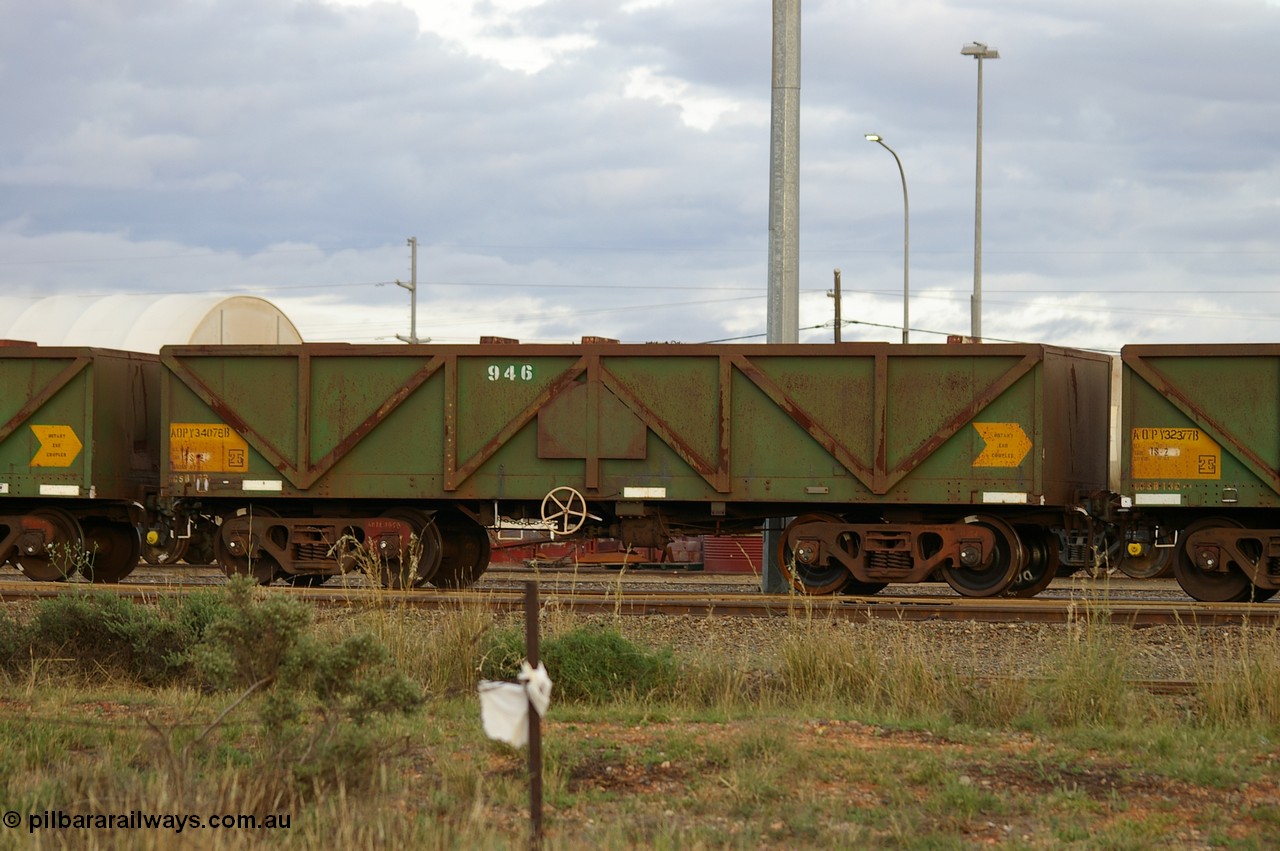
[[30, 425, 83, 467], [972, 422, 1032, 468]]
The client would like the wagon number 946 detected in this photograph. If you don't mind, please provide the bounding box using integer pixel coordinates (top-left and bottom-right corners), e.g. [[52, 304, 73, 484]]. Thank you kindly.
[[487, 364, 534, 382]]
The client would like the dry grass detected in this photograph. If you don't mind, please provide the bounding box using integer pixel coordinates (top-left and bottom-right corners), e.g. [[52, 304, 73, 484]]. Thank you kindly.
[[4, 591, 1280, 849]]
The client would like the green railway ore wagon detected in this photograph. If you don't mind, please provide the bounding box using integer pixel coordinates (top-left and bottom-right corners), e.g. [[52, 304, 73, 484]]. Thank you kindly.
[[0, 345, 159, 582], [1121, 344, 1280, 602], [159, 342, 1111, 596]]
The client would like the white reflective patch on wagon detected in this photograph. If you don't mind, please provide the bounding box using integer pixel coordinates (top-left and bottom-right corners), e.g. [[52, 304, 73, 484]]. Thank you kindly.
[[243, 480, 284, 492], [1134, 493, 1181, 506], [623, 487, 666, 499], [981, 492, 1027, 504], [39, 484, 80, 496]]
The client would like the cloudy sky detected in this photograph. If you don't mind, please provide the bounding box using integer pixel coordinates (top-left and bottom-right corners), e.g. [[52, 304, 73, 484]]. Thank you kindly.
[[2, 0, 1279, 350]]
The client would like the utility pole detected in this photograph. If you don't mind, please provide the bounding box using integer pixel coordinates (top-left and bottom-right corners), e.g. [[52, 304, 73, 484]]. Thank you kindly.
[[829, 268, 841, 343], [396, 236, 426, 344]]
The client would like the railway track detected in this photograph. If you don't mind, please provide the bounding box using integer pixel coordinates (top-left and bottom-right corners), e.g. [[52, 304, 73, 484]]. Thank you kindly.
[[1, 565, 1274, 627]]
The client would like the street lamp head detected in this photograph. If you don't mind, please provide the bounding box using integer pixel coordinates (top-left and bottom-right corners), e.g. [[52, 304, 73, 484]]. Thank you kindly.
[[961, 41, 999, 59], [864, 134, 882, 142]]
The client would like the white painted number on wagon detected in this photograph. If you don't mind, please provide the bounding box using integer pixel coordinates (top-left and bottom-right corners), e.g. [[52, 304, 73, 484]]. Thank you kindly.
[[487, 364, 534, 382]]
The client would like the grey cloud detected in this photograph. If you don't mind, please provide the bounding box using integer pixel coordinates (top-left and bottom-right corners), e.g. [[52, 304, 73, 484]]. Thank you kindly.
[[1, 0, 1278, 346]]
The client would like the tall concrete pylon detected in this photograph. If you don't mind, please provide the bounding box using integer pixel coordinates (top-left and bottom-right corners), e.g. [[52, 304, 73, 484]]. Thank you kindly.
[[767, 0, 800, 346], [764, 0, 801, 595]]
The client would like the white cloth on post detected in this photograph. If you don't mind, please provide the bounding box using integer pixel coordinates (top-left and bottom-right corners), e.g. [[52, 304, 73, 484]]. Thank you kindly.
[[478, 661, 553, 748]]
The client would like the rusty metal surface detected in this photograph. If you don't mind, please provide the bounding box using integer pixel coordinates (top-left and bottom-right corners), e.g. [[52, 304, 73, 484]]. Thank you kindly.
[[159, 342, 1111, 513], [784, 517, 999, 584], [1122, 345, 1280, 506], [1182, 525, 1280, 590], [0, 346, 160, 502]]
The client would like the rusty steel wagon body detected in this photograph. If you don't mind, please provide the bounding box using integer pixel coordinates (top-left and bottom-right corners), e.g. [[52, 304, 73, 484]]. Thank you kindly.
[[0, 345, 159, 582], [1119, 344, 1280, 602], [156, 341, 1112, 597]]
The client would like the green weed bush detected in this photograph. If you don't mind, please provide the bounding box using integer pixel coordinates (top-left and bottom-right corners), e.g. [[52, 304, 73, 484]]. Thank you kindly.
[[189, 578, 422, 796], [1035, 611, 1148, 727], [18, 589, 232, 685], [0, 609, 21, 670], [482, 622, 677, 703]]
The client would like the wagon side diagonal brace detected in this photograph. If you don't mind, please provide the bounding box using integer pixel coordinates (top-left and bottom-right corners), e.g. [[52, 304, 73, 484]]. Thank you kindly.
[[0, 357, 91, 443], [730, 353, 877, 492], [598, 362, 731, 493], [302, 355, 447, 490], [1124, 351, 1280, 496], [161, 351, 297, 484], [880, 351, 1041, 495], [446, 358, 588, 491]]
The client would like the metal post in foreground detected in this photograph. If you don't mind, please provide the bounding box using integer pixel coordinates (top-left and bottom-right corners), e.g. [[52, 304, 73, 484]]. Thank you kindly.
[[524, 581, 543, 846]]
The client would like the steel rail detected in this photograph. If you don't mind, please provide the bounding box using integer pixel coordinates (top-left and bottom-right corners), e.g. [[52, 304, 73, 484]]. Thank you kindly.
[[1, 580, 1275, 627]]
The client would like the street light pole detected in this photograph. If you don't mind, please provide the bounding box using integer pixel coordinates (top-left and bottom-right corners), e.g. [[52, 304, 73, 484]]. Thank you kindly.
[[865, 134, 909, 344], [961, 41, 998, 341]]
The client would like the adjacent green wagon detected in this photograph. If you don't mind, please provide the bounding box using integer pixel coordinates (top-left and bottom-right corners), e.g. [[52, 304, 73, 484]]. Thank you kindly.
[[1121, 344, 1280, 601], [0, 346, 158, 581]]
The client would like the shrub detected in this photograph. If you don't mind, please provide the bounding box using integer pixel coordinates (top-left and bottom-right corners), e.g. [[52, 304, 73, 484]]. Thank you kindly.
[[0, 610, 21, 671], [190, 577, 423, 796], [482, 623, 677, 703], [192, 577, 314, 692], [22, 591, 212, 685]]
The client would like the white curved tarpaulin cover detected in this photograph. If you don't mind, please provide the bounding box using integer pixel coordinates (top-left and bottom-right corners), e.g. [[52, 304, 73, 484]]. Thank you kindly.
[[0, 294, 303, 352]]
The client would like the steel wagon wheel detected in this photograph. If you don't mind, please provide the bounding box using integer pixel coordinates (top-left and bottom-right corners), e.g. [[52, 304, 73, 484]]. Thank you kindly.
[[1004, 525, 1059, 598], [375, 508, 443, 589], [1175, 517, 1275, 603], [777, 514, 885, 596], [432, 510, 492, 589], [939, 514, 1023, 598], [214, 506, 283, 586], [1117, 537, 1174, 579], [143, 531, 190, 566], [80, 520, 142, 583], [12, 508, 84, 582]]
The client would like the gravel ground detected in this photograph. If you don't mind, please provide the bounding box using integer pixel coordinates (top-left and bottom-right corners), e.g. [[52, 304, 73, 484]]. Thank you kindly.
[[595, 613, 1244, 683], [478, 569, 1245, 685], [6, 562, 1268, 685]]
